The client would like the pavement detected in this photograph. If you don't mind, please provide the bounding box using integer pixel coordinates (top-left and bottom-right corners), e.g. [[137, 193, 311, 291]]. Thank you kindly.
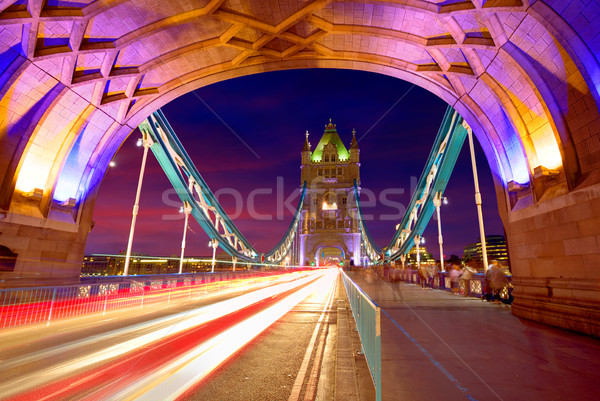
[[341, 269, 600, 401]]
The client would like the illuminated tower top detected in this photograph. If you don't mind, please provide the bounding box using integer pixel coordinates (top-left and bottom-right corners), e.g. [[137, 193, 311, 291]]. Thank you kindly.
[[301, 120, 360, 185]]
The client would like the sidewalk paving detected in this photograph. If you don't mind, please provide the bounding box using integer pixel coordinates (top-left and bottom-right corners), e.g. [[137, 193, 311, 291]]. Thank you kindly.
[[344, 270, 600, 401]]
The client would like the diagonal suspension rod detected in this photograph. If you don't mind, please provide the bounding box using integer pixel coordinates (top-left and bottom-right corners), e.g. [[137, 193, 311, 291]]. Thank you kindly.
[[355, 106, 468, 264], [138, 110, 305, 265]]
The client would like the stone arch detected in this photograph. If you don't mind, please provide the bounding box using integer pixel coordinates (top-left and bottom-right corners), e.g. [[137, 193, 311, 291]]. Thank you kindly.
[[1, 0, 600, 334], [311, 243, 348, 267]]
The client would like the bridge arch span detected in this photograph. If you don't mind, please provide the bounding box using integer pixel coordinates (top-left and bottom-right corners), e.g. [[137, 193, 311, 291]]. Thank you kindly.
[[1, 1, 600, 334]]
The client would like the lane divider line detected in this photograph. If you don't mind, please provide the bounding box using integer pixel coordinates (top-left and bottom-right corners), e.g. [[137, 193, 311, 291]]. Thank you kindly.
[[303, 281, 335, 401], [288, 272, 338, 401]]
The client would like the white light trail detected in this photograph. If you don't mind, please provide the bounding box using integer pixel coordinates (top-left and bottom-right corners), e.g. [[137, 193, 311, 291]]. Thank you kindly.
[[103, 270, 338, 401], [0, 271, 320, 399]]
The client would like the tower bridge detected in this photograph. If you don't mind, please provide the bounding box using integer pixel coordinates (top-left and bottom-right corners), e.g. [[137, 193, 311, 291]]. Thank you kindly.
[[299, 121, 362, 267], [1, 0, 600, 336]]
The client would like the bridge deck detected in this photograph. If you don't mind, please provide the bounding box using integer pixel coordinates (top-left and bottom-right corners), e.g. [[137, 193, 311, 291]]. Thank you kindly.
[[345, 270, 600, 401]]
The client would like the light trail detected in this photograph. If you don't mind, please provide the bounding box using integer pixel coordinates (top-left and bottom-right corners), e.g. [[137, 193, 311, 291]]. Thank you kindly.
[[111, 269, 339, 401], [2, 270, 334, 401]]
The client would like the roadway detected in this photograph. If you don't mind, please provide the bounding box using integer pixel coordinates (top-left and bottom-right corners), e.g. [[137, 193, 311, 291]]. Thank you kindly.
[[0, 269, 339, 401]]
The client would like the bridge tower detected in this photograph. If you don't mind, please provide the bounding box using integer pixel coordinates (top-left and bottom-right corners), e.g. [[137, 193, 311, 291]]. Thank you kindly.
[[298, 121, 361, 267]]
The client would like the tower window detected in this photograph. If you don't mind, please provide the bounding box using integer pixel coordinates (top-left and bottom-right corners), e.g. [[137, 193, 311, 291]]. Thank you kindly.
[[342, 197, 347, 205], [338, 168, 342, 175], [324, 155, 329, 162], [318, 169, 323, 176], [332, 155, 336, 162]]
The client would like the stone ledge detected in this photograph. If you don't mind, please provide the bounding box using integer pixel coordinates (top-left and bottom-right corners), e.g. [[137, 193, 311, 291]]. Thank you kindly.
[[512, 275, 600, 291], [512, 298, 600, 337]]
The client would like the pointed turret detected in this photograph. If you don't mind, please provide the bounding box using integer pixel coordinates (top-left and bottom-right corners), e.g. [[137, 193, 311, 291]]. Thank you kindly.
[[350, 128, 358, 150], [303, 130, 311, 152], [301, 130, 312, 172], [349, 128, 360, 164]]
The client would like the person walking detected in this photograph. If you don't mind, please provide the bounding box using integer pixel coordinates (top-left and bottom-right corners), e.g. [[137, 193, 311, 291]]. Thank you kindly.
[[489, 261, 508, 303], [483, 260, 496, 301], [450, 265, 461, 294], [460, 265, 476, 296], [418, 264, 428, 288]]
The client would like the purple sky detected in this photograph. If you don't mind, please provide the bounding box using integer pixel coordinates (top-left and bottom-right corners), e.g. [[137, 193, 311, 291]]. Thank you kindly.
[[87, 69, 504, 259]]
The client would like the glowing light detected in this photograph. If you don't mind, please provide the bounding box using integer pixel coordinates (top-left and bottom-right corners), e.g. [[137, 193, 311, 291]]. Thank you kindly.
[[109, 161, 116, 167], [534, 137, 563, 171], [322, 202, 337, 210], [15, 154, 48, 194]]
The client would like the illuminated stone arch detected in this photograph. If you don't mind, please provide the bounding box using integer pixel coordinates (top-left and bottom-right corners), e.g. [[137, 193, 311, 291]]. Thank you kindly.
[[1, 0, 600, 334]]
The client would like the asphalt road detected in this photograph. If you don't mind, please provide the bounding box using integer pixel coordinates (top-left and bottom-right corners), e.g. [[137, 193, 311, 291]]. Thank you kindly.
[[182, 271, 338, 401], [0, 270, 339, 401]]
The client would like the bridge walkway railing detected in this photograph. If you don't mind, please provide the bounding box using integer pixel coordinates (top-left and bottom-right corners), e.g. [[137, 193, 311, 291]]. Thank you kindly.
[[341, 269, 382, 401], [0, 270, 293, 330], [372, 267, 513, 303]]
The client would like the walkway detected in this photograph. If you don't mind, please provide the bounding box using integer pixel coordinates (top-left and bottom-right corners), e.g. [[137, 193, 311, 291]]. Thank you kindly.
[[345, 270, 600, 401]]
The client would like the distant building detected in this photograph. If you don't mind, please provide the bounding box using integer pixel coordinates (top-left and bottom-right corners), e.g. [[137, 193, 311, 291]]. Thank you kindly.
[[463, 235, 509, 267], [81, 254, 216, 276], [406, 245, 436, 265]]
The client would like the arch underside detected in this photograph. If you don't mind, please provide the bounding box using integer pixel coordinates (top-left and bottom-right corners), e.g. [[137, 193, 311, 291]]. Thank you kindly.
[[1, 0, 600, 219]]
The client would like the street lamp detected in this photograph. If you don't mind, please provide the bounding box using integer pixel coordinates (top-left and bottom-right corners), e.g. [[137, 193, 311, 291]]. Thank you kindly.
[[433, 192, 447, 271], [178, 202, 192, 274], [414, 235, 422, 270], [463, 120, 489, 272], [123, 131, 153, 276], [208, 239, 219, 273]]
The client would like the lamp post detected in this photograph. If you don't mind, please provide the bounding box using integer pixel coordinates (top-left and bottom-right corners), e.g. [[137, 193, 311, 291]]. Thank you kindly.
[[178, 202, 192, 274], [208, 239, 219, 273], [123, 131, 153, 276], [414, 235, 421, 270], [463, 121, 489, 272], [433, 192, 447, 271]]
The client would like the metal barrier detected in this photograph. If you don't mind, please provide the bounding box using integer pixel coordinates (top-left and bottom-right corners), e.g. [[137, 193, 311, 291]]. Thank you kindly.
[[341, 270, 382, 401], [386, 268, 513, 303], [0, 270, 291, 329]]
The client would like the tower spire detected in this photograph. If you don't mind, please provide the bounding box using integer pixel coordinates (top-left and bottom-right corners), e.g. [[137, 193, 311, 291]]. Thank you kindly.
[[350, 128, 358, 149], [303, 130, 311, 152]]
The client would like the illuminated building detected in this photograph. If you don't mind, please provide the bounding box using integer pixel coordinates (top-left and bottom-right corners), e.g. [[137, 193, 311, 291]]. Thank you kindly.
[[82, 254, 216, 276], [297, 121, 361, 267], [406, 246, 436, 266], [463, 235, 509, 268]]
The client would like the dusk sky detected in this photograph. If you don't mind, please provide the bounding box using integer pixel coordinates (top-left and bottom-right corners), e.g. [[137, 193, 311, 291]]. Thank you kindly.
[[87, 69, 504, 259]]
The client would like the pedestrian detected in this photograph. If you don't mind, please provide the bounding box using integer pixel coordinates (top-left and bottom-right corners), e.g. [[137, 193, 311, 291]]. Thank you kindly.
[[418, 264, 428, 288], [483, 260, 496, 301], [489, 261, 508, 303], [460, 265, 476, 296], [450, 265, 461, 294], [428, 264, 439, 288]]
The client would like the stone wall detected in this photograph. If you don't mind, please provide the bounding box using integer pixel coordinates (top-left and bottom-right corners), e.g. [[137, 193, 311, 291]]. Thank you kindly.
[[507, 175, 600, 336]]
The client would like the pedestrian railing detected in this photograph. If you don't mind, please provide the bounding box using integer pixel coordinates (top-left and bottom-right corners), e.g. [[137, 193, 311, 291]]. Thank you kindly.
[[0, 270, 293, 330], [386, 268, 513, 302], [341, 270, 382, 401]]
